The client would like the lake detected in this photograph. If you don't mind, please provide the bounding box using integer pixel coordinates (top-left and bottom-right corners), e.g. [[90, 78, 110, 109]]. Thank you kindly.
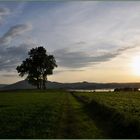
[[69, 89, 114, 92]]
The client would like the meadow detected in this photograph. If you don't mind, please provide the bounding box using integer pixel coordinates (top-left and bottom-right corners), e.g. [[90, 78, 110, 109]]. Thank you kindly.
[[0, 90, 140, 138], [72, 91, 140, 138]]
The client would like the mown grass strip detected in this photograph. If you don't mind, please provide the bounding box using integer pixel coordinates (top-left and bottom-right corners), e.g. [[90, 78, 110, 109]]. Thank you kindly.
[[55, 92, 108, 139]]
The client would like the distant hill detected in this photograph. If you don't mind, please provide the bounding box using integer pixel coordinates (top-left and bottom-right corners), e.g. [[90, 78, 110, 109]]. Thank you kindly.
[[0, 80, 35, 90], [0, 84, 7, 89], [1, 80, 140, 91]]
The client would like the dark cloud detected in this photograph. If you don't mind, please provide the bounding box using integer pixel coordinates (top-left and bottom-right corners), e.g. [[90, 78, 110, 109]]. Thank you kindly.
[[0, 7, 9, 16], [0, 24, 32, 45], [53, 45, 136, 68], [53, 48, 90, 68], [54, 69, 85, 74], [0, 43, 33, 71], [0, 23, 33, 72], [1, 74, 17, 77], [0, 7, 10, 24]]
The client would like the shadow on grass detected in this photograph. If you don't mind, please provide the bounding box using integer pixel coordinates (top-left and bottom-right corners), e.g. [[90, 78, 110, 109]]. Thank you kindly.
[[71, 92, 140, 139]]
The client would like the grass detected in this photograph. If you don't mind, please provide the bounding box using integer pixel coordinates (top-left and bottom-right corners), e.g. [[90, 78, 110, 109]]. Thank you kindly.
[[1, 89, 140, 138], [54, 92, 107, 138], [73, 91, 140, 138], [0, 90, 65, 138], [74, 91, 140, 118], [0, 89, 107, 138]]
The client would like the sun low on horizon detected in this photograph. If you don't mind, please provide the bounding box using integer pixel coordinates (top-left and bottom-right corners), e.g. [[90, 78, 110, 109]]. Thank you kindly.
[[1, 1, 140, 84], [131, 55, 140, 76]]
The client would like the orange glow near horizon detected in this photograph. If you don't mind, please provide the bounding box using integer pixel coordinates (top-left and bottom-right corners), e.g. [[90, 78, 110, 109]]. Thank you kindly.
[[131, 56, 140, 76]]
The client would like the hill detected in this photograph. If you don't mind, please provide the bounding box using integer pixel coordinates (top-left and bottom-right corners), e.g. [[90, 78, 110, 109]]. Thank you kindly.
[[1, 80, 140, 90], [0, 80, 35, 90], [0, 84, 7, 89]]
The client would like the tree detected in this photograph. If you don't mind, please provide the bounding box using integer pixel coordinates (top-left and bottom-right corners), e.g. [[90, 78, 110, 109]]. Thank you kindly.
[[16, 46, 57, 89]]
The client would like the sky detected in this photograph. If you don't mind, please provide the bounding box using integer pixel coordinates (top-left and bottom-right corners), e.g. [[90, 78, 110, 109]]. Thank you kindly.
[[1, 1, 140, 84]]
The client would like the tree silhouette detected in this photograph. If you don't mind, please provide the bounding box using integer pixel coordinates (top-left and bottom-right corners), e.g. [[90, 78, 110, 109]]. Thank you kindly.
[[16, 46, 57, 89]]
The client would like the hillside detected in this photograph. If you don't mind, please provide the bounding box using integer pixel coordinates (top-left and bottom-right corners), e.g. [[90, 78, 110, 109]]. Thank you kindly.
[[1, 80, 35, 90], [0, 84, 7, 89], [1, 80, 140, 90]]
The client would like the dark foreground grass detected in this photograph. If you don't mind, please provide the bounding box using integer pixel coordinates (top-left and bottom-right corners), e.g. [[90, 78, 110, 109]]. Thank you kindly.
[[0, 89, 107, 139], [0, 90, 64, 138], [2, 89, 140, 138], [55, 92, 107, 138], [73, 91, 140, 138]]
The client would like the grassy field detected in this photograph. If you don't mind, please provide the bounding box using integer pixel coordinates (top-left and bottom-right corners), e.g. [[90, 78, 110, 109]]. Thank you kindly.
[[0, 90, 140, 138], [0, 90, 107, 138], [73, 91, 140, 138], [74, 92, 140, 117]]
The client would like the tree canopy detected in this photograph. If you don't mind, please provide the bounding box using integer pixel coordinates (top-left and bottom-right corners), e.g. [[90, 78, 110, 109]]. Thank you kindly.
[[16, 46, 57, 89]]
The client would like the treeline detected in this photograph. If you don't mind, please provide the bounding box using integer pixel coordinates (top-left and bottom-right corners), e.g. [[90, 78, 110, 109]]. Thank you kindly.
[[114, 87, 139, 92]]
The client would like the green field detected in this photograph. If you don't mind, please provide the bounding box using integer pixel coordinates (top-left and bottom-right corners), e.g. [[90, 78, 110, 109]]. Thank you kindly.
[[73, 91, 140, 138], [0, 90, 140, 138]]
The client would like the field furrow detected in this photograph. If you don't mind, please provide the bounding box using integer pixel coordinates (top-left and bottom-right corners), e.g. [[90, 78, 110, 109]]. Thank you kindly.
[[72, 91, 140, 138], [55, 92, 108, 138]]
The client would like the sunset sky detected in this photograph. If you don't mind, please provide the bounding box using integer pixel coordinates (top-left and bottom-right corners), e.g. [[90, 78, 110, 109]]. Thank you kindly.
[[1, 1, 140, 84]]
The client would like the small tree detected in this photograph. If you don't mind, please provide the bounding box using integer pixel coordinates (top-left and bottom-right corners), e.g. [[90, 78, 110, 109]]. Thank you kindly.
[[16, 46, 57, 89]]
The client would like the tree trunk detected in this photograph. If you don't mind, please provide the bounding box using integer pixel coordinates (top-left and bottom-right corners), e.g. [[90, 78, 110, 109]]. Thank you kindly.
[[37, 77, 40, 89], [39, 79, 42, 89], [43, 75, 46, 90]]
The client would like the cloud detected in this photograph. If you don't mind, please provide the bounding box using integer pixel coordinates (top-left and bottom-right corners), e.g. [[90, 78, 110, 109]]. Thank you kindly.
[[0, 43, 34, 71], [0, 1, 140, 84], [53, 45, 137, 68], [74, 41, 87, 45], [54, 69, 85, 74], [0, 7, 9, 16], [0, 22, 33, 72], [1, 74, 17, 77], [0, 23, 32, 45], [36, 1, 140, 52], [0, 7, 10, 24]]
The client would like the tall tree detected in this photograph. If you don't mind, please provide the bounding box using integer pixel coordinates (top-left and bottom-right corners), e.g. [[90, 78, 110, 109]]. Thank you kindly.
[[16, 46, 57, 89]]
